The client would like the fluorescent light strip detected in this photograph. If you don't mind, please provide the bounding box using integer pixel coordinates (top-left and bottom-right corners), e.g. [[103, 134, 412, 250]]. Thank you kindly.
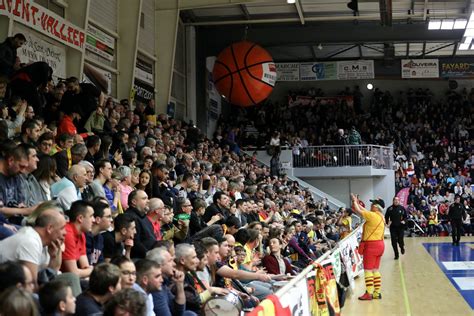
[[428, 20, 442, 30], [459, 43, 470, 50], [454, 19, 468, 29], [441, 19, 454, 30], [465, 28, 474, 36]]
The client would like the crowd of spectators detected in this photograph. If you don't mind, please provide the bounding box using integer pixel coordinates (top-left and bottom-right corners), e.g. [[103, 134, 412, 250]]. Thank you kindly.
[[228, 85, 473, 236], [0, 34, 356, 315]]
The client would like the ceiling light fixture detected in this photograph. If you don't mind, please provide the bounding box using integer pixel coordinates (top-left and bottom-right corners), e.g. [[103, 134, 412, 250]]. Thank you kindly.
[[428, 20, 442, 30], [464, 28, 474, 37], [287, 0, 296, 3], [454, 19, 467, 29], [441, 19, 454, 30], [459, 43, 470, 50]]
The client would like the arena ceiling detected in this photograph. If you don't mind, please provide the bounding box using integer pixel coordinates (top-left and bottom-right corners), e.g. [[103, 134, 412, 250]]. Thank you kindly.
[[176, 0, 474, 61]]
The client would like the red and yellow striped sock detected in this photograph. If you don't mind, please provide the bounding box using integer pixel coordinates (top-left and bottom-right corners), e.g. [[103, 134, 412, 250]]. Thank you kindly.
[[373, 271, 381, 294], [364, 271, 374, 294]]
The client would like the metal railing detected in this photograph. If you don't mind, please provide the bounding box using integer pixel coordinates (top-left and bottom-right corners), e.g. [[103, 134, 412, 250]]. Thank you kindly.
[[292, 145, 394, 169]]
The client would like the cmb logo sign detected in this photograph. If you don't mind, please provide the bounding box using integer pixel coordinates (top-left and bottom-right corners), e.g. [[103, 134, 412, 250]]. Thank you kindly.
[[338, 60, 374, 79]]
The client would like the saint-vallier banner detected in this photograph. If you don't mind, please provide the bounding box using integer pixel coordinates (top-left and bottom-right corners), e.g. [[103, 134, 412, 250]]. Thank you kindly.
[[0, 0, 85, 51]]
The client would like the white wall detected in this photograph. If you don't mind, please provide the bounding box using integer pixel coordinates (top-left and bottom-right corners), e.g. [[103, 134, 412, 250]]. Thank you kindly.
[[138, 0, 156, 55], [306, 178, 351, 206], [305, 175, 395, 210]]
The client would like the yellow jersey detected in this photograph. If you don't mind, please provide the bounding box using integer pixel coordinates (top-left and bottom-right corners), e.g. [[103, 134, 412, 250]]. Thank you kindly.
[[361, 209, 385, 241]]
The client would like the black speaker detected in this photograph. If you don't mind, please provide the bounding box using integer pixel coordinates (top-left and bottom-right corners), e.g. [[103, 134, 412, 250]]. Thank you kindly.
[[449, 80, 458, 90]]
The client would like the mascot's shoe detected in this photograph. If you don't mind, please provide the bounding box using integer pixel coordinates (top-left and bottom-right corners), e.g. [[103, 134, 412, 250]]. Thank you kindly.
[[358, 292, 373, 300], [373, 292, 382, 299]]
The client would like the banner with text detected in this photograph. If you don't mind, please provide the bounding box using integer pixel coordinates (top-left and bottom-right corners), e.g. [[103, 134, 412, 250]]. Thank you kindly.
[[0, 0, 85, 51], [14, 26, 66, 79], [300, 62, 337, 81], [337, 60, 374, 80], [86, 24, 115, 62], [276, 63, 299, 81], [288, 95, 354, 107], [279, 276, 311, 316], [401, 59, 439, 78], [133, 79, 154, 104], [135, 58, 154, 85], [440, 60, 474, 78]]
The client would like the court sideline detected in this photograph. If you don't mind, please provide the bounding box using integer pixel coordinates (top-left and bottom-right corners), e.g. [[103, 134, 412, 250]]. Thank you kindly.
[[343, 237, 474, 315]]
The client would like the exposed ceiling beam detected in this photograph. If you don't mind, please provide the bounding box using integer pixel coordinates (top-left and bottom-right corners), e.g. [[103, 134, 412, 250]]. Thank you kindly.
[[197, 22, 465, 55], [185, 12, 454, 26], [295, 0, 305, 25], [362, 44, 384, 54], [452, 42, 458, 57], [465, 0, 472, 14], [326, 44, 358, 59], [310, 45, 318, 59], [379, 0, 393, 27], [239, 4, 250, 19], [423, 42, 455, 56], [158, 0, 280, 11], [423, 0, 429, 21]]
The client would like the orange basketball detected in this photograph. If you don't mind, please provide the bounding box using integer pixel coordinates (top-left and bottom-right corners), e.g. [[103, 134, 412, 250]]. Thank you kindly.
[[212, 41, 277, 107]]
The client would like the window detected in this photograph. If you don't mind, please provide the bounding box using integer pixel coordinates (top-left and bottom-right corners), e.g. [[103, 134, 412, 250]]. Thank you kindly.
[[34, 0, 66, 17], [140, 12, 145, 28]]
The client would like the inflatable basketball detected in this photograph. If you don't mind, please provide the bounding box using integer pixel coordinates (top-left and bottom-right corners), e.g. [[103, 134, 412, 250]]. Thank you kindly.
[[212, 41, 277, 107]]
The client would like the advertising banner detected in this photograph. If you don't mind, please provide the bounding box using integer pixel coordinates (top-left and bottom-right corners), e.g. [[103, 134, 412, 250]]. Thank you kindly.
[[86, 24, 115, 62], [331, 249, 342, 282], [440, 60, 474, 78], [279, 277, 311, 316], [135, 58, 154, 85], [401, 59, 439, 78], [133, 79, 154, 103], [337, 60, 374, 80], [288, 95, 354, 107], [320, 260, 341, 316], [300, 62, 337, 81], [0, 0, 85, 50], [15, 27, 66, 79], [396, 187, 410, 208], [307, 268, 330, 316], [275, 63, 299, 81]]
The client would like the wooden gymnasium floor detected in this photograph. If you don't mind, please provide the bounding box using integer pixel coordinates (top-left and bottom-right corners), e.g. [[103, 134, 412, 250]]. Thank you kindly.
[[343, 236, 474, 316]]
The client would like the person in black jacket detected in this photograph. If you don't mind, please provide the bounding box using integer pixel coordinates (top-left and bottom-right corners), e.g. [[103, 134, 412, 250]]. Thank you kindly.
[[8, 61, 53, 114], [449, 195, 466, 246], [202, 191, 231, 225], [0, 33, 25, 78], [385, 197, 408, 259], [151, 162, 177, 210], [126, 190, 156, 258], [60, 77, 104, 130]]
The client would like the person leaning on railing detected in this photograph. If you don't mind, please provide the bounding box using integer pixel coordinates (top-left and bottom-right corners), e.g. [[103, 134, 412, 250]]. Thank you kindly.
[[350, 194, 385, 301]]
